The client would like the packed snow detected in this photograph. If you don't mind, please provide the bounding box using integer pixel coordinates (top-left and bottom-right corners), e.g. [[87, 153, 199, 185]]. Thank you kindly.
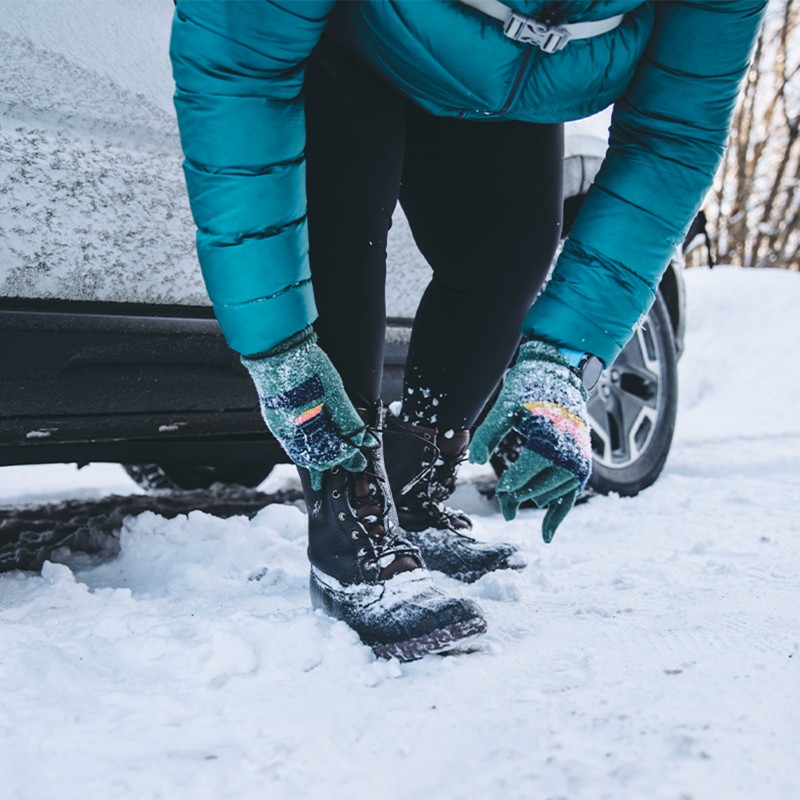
[[1, 266, 798, 799]]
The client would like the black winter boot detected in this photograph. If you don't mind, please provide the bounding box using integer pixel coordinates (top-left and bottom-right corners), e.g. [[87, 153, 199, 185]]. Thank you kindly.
[[298, 413, 486, 661], [383, 414, 525, 583]]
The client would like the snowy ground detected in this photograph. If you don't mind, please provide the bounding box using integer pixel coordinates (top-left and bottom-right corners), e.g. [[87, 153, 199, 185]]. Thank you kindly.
[[1, 267, 798, 800]]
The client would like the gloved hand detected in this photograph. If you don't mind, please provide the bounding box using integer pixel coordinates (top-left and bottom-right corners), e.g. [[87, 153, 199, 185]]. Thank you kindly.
[[470, 339, 592, 542], [242, 326, 369, 490]]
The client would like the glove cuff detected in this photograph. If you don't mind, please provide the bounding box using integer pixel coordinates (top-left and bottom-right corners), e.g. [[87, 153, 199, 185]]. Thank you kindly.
[[242, 325, 316, 361], [518, 338, 569, 367], [519, 338, 588, 401]]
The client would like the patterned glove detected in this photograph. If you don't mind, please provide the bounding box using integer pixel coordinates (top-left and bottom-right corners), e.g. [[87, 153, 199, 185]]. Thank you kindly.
[[242, 327, 369, 490], [470, 339, 592, 543]]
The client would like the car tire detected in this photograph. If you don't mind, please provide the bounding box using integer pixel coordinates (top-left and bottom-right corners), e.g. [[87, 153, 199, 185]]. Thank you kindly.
[[122, 463, 274, 492], [489, 291, 678, 498], [587, 291, 678, 496]]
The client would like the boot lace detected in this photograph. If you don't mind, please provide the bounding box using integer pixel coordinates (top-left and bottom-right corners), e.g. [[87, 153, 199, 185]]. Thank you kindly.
[[413, 449, 473, 534], [341, 426, 419, 573]]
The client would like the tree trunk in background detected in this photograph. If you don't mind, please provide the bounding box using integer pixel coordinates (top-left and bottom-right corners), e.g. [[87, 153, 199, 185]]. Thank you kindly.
[[698, 0, 800, 271]]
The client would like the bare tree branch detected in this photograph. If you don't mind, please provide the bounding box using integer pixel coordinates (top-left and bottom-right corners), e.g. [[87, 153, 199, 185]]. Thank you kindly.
[[708, 0, 800, 270]]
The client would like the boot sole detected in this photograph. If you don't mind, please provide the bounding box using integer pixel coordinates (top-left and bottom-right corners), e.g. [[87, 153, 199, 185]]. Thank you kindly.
[[405, 529, 528, 584], [309, 567, 488, 662], [446, 561, 528, 583], [441, 559, 527, 585], [370, 615, 488, 662]]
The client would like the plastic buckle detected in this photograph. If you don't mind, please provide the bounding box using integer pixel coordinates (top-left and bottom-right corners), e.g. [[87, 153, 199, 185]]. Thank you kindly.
[[504, 12, 571, 53]]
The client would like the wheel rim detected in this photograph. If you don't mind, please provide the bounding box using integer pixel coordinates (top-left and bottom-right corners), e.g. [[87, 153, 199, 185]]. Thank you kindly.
[[587, 316, 664, 470]]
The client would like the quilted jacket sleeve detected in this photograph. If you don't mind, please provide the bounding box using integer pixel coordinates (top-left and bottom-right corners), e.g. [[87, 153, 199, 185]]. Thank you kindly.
[[170, 0, 335, 355], [522, 0, 767, 365]]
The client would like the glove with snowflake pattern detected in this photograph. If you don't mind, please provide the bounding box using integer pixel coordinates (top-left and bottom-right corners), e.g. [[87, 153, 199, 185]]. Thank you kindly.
[[470, 339, 592, 542], [242, 327, 369, 490]]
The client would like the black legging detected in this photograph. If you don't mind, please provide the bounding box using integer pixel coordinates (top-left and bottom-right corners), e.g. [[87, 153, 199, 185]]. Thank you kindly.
[[305, 36, 563, 432]]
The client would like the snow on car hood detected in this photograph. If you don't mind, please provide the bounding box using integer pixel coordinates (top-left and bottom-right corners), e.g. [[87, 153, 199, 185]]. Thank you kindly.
[[0, 1, 209, 307]]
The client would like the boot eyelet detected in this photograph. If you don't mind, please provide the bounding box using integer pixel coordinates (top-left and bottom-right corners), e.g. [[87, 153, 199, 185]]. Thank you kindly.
[[364, 560, 377, 571], [424, 446, 432, 453], [351, 530, 360, 540], [331, 489, 341, 499], [331, 467, 339, 474]]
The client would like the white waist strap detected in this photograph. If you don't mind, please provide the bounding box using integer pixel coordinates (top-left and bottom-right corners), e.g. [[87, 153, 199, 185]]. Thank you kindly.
[[459, 0, 625, 53]]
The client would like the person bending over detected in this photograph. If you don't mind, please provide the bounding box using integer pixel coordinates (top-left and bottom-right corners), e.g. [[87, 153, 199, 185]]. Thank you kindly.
[[170, 0, 765, 660]]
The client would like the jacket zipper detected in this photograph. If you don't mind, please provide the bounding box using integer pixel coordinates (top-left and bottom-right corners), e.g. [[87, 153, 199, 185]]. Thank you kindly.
[[497, 45, 534, 116]]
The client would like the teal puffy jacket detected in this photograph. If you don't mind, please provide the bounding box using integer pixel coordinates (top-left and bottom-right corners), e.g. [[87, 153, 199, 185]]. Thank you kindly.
[[170, 0, 765, 363]]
